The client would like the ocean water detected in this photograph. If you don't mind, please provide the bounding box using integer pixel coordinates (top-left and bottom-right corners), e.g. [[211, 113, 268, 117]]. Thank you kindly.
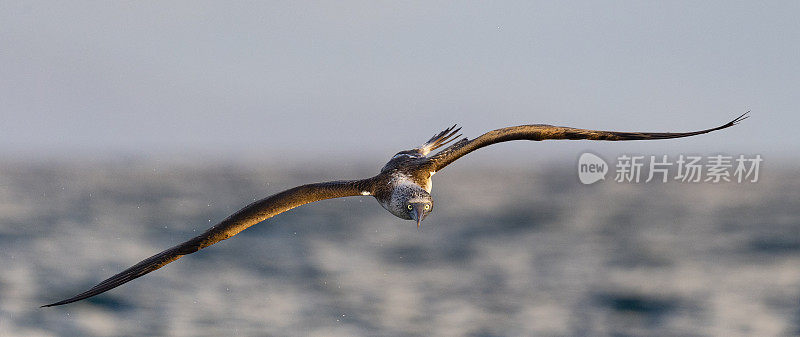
[[1, 160, 798, 336]]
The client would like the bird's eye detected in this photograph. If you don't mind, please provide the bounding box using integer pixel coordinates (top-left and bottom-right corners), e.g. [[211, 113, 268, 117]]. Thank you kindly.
[[407, 204, 413, 210], [424, 204, 430, 210]]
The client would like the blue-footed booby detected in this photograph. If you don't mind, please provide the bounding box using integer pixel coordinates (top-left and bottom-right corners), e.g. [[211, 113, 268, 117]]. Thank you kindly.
[[43, 112, 748, 307]]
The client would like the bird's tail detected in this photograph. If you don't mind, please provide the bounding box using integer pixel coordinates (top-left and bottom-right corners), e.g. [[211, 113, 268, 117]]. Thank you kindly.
[[419, 124, 462, 156]]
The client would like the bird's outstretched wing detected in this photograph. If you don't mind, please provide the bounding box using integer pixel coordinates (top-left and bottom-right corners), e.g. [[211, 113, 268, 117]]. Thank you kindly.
[[43, 179, 375, 307], [429, 112, 749, 172]]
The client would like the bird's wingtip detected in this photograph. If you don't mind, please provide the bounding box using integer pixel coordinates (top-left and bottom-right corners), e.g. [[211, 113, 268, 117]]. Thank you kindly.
[[41, 299, 71, 308], [731, 111, 750, 125], [41, 293, 88, 307]]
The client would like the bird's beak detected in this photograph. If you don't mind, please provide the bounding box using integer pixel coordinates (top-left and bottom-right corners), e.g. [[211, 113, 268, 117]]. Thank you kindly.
[[410, 203, 426, 230]]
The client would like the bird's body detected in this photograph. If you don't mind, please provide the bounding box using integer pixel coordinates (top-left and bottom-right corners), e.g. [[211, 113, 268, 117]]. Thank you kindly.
[[43, 113, 749, 307], [375, 162, 435, 220]]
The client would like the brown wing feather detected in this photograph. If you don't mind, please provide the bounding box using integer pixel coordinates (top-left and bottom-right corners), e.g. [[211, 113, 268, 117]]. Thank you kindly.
[[43, 179, 375, 307], [430, 112, 749, 172], [421, 124, 462, 154]]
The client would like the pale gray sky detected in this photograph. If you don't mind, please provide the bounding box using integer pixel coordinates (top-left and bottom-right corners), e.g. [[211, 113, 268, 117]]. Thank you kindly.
[[1, 1, 797, 162]]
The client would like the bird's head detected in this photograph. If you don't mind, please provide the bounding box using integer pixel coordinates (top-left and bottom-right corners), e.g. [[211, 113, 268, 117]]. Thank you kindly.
[[397, 188, 433, 229]]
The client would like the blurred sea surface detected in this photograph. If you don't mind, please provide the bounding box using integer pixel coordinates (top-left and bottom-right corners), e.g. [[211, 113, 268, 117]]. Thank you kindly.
[[1, 159, 799, 336]]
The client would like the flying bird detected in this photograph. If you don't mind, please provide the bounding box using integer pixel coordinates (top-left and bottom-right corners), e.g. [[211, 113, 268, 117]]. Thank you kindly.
[[43, 112, 749, 307]]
